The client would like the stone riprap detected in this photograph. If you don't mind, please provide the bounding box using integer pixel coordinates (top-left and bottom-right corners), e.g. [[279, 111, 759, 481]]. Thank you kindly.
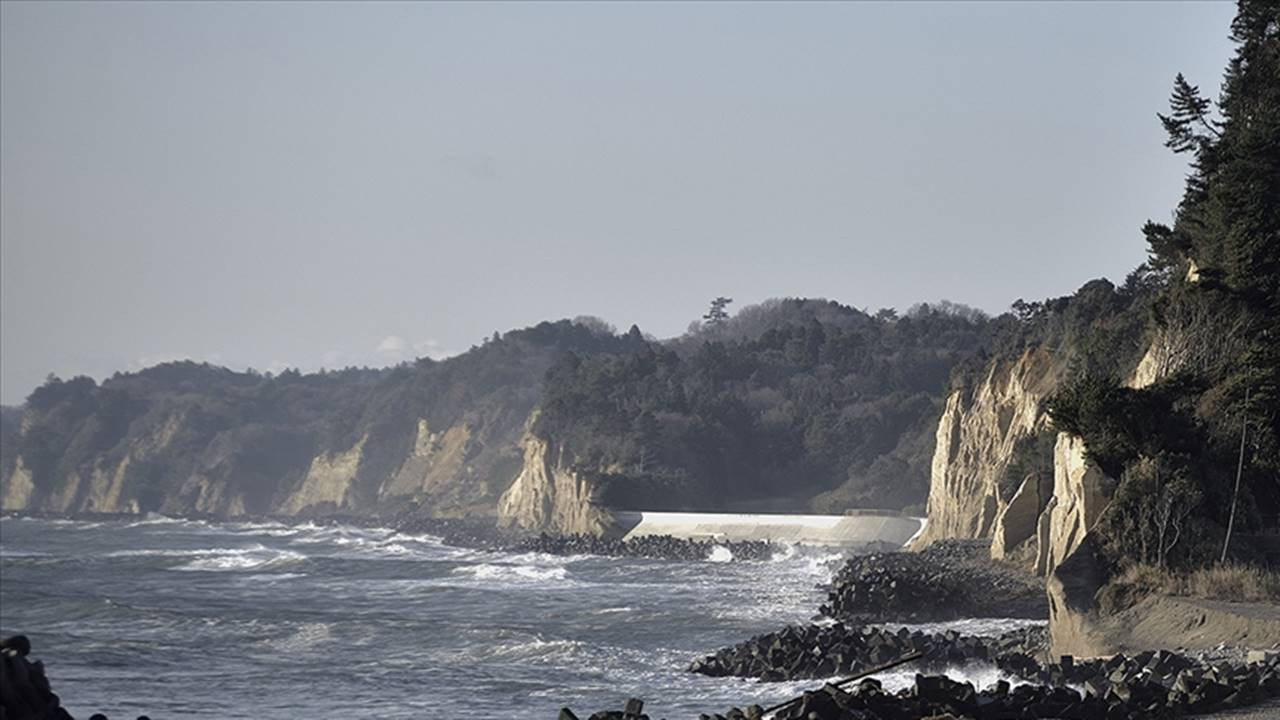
[[822, 541, 1047, 622], [688, 623, 1046, 681], [509, 532, 777, 562], [572, 650, 1280, 720]]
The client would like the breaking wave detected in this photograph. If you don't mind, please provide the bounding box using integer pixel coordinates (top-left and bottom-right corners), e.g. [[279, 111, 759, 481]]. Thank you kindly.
[[454, 563, 569, 583], [169, 546, 306, 572]]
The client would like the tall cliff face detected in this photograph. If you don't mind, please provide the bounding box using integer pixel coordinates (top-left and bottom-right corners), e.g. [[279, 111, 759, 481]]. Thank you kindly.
[[918, 334, 1167, 577], [0, 320, 637, 521], [496, 424, 617, 536], [914, 348, 1064, 549]]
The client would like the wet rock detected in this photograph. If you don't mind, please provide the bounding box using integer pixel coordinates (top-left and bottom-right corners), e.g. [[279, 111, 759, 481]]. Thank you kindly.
[[509, 533, 776, 562], [688, 622, 1047, 680], [1, 636, 74, 720], [821, 541, 1046, 623]]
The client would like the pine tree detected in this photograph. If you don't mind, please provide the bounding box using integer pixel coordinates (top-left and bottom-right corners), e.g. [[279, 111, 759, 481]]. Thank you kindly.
[[1147, 0, 1280, 471], [703, 297, 733, 325]]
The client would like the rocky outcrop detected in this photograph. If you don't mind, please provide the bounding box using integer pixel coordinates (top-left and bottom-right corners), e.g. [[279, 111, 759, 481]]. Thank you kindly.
[[991, 471, 1052, 561], [1036, 433, 1117, 576], [382, 419, 472, 500], [496, 428, 617, 536], [278, 434, 368, 515], [915, 348, 1063, 549], [918, 331, 1174, 579], [1046, 536, 1117, 657], [1, 457, 36, 510]]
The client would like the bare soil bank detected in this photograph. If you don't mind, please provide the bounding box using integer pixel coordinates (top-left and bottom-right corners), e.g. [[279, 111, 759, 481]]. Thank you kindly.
[[1102, 595, 1280, 655]]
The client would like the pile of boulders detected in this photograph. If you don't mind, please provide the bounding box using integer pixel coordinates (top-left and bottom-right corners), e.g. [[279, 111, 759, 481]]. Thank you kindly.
[[1, 635, 74, 720], [509, 533, 776, 562], [821, 543, 1046, 622], [574, 652, 1280, 720], [996, 648, 1280, 715], [688, 622, 1046, 681]]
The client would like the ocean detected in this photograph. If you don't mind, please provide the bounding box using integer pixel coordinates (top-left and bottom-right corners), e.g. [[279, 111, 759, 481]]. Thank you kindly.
[[0, 515, 1030, 719]]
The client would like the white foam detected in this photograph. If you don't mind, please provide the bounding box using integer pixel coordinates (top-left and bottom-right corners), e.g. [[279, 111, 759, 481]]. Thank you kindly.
[[125, 514, 202, 528], [264, 622, 332, 653], [891, 617, 1047, 636], [0, 549, 50, 558], [454, 563, 568, 583], [170, 546, 305, 572], [593, 606, 634, 615], [707, 546, 735, 563]]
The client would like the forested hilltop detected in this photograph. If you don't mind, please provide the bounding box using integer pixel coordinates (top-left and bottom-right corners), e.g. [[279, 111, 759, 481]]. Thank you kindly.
[[534, 299, 993, 514], [915, 1, 1279, 598], [0, 297, 1008, 520], [0, 321, 643, 519]]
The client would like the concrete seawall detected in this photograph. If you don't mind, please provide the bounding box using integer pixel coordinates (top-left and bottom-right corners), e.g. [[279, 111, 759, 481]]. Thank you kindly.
[[614, 510, 927, 550]]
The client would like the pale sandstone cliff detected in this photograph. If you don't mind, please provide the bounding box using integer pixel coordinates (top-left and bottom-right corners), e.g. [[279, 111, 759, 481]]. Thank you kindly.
[[277, 435, 368, 515], [914, 348, 1063, 550], [0, 407, 502, 520], [496, 427, 617, 536], [919, 335, 1171, 578], [381, 419, 472, 500], [1037, 434, 1116, 576], [911, 330, 1203, 656]]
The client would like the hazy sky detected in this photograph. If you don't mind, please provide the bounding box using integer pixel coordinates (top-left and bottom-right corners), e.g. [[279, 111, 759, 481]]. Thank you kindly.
[[1, 1, 1236, 404]]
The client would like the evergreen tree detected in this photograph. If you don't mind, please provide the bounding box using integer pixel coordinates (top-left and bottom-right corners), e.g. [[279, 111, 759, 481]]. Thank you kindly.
[[703, 297, 733, 325]]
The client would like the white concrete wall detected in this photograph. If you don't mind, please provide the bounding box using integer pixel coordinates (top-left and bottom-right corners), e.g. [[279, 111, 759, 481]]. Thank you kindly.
[[616, 510, 926, 549]]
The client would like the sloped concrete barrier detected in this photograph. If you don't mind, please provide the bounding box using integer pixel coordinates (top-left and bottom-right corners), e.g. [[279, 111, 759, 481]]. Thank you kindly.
[[615, 510, 926, 550]]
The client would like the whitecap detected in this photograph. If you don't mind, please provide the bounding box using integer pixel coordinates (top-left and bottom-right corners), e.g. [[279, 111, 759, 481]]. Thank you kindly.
[[262, 622, 332, 654], [593, 606, 634, 615], [170, 547, 305, 572], [0, 549, 50, 558], [453, 562, 568, 583], [707, 545, 735, 563]]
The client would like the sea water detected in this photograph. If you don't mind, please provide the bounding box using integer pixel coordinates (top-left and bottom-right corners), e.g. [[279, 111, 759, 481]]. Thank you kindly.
[[0, 515, 1030, 719]]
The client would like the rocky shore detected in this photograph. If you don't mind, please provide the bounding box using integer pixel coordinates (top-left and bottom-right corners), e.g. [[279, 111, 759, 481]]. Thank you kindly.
[[821, 540, 1047, 622], [688, 622, 1047, 681], [569, 649, 1280, 720], [508, 532, 777, 562]]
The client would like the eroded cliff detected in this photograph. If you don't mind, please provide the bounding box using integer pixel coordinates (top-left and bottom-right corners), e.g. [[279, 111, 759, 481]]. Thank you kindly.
[[0, 320, 636, 521], [914, 347, 1064, 552], [918, 333, 1169, 579], [496, 424, 618, 536]]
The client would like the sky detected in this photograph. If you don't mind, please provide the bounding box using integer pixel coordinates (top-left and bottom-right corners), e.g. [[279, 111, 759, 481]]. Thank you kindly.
[[0, 1, 1237, 405]]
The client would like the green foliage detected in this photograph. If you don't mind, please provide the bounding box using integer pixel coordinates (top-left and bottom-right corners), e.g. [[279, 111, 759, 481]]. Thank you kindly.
[[7, 319, 642, 513], [703, 297, 733, 325], [1101, 454, 1210, 569], [536, 300, 993, 511], [1037, 3, 1280, 573]]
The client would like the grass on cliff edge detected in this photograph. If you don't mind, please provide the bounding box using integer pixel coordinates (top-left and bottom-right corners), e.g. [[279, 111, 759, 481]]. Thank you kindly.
[[1099, 563, 1280, 614]]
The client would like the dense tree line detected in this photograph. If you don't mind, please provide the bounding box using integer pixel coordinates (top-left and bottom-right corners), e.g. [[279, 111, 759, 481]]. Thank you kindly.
[[0, 320, 639, 514], [535, 299, 993, 513], [1047, 0, 1280, 569]]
